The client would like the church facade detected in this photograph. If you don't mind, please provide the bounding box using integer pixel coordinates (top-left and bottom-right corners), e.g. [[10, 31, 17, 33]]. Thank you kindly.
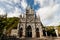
[[11, 7, 43, 38]]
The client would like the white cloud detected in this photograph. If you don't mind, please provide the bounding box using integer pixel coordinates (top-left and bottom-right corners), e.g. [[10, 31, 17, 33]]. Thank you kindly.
[[35, 0, 56, 7], [35, 0, 60, 26], [7, 7, 21, 17], [0, 8, 5, 15], [21, 0, 27, 9], [0, 0, 20, 3], [0, 0, 60, 26], [0, 0, 27, 17]]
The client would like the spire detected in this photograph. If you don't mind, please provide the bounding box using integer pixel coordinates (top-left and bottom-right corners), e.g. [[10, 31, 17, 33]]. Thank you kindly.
[[26, 5, 34, 14], [26, 5, 31, 10]]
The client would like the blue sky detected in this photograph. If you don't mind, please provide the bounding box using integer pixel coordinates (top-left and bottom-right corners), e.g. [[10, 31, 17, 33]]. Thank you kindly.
[[0, 0, 60, 26], [26, 0, 40, 10]]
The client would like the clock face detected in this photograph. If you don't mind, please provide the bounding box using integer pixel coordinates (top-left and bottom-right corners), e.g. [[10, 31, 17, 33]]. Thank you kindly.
[[27, 16, 34, 22]]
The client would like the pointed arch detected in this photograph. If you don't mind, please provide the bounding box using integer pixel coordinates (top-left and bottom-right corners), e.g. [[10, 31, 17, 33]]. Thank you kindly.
[[36, 28, 40, 37], [26, 25, 32, 31]]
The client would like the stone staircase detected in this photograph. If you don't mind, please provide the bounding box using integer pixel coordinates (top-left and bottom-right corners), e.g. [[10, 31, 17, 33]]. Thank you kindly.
[[24, 38, 38, 40], [23, 37, 60, 40], [20, 37, 47, 40], [2, 35, 60, 40]]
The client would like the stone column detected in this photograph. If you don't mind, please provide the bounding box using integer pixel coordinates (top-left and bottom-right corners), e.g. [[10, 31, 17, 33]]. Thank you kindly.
[[22, 24, 26, 38], [22, 26, 25, 38], [54, 27, 59, 37], [45, 32, 47, 37], [17, 23, 20, 38], [55, 29, 59, 37], [32, 26, 36, 38], [39, 26, 43, 38]]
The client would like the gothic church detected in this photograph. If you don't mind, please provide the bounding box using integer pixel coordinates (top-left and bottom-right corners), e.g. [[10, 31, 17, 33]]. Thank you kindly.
[[11, 6, 43, 38]]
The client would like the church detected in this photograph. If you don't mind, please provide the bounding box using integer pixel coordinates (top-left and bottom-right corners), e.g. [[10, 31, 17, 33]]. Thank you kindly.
[[11, 6, 43, 38]]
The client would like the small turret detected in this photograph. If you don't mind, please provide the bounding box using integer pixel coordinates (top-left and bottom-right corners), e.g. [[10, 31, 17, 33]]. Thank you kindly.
[[26, 5, 30, 10], [26, 5, 34, 14]]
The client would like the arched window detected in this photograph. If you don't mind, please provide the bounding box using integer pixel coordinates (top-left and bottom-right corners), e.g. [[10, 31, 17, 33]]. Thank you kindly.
[[36, 28, 40, 37]]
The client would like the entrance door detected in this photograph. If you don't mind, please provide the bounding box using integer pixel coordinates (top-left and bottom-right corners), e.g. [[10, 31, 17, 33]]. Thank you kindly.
[[36, 28, 40, 37], [26, 25, 32, 37], [26, 31, 32, 37]]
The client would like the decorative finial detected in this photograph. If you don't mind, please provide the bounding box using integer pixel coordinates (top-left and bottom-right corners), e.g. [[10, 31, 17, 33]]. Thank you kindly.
[[26, 5, 31, 10]]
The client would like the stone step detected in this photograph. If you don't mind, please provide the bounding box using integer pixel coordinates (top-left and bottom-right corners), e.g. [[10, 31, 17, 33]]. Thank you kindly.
[[20, 38, 46, 40]]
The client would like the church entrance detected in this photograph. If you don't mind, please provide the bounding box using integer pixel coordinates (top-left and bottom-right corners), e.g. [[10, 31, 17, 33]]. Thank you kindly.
[[26, 25, 32, 37], [36, 28, 40, 37]]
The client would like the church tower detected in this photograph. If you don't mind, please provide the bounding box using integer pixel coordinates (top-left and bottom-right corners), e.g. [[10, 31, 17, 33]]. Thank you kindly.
[[17, 6, 43, 38]]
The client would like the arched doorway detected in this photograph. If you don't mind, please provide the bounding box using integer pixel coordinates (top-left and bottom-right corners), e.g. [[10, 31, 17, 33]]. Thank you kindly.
[[36, 28, 40, 37], [26, 25, 32, 37], [19, 28, 23, 37]]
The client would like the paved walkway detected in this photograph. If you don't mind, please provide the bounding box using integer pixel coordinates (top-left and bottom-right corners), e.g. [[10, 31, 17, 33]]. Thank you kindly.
[[20, 37, 60, 40], [1, 36, 60, 40]]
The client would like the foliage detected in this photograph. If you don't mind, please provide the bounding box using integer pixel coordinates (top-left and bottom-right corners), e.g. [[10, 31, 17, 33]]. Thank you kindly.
[[6, 17, 19, 33], [44, 26, 57, 36], [0, 16, 19, 37]]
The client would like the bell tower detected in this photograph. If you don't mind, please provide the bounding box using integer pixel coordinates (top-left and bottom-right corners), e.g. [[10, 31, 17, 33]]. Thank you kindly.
[[26, 6, 35, 23], [25, 6, 43, 38], [26, 6, 34, 14], [25, 6, 36, 38]]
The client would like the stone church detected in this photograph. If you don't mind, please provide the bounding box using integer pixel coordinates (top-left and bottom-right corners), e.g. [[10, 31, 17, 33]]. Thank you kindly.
[[11, 6, 43, 38]]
